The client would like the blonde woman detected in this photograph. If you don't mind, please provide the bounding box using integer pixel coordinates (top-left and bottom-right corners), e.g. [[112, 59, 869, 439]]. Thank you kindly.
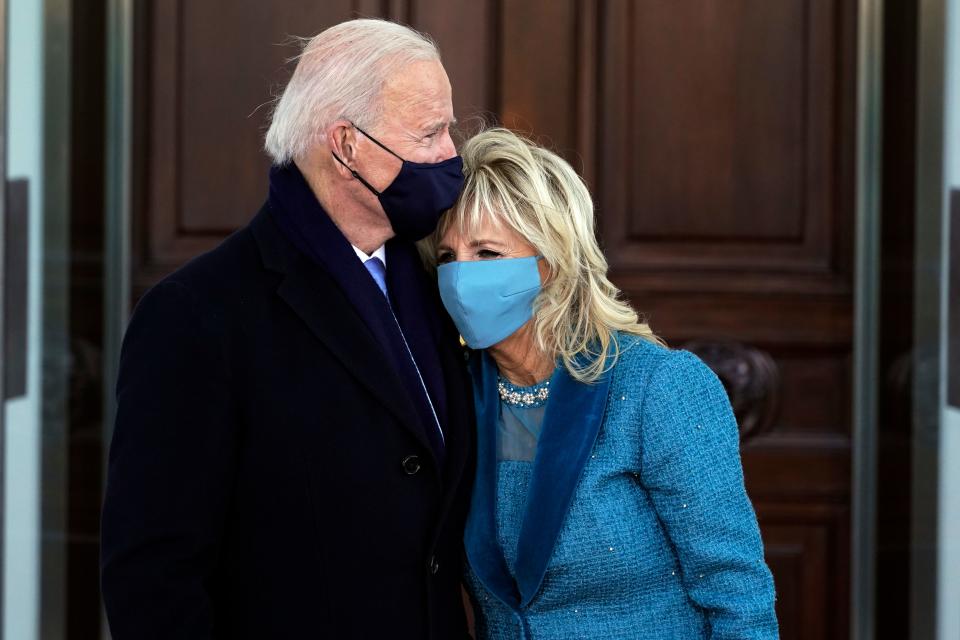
[[424, 129, 779, 639]]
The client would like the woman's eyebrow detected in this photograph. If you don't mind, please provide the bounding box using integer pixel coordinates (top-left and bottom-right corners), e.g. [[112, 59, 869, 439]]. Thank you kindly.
[[469, 239, 508, 248]]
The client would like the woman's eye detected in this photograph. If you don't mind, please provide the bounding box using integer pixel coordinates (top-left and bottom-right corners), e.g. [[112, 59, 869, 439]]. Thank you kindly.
[[477, 249, 502, 259], [436, 251, 455, 264]]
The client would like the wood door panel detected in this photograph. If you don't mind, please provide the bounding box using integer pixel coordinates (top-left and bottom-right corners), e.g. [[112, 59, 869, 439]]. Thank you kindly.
[[627, 1, 808, 242], [175, 0, 350, 234], [136, 0, 357, 292], [411, 0, 498, 125], [598, 0, 853, 291], [499, 0, 579, 152], [758, 503, 851, 640], [636, 296, 852, 346], [775, 350, 852, 435], [744, 446, 851, 501]]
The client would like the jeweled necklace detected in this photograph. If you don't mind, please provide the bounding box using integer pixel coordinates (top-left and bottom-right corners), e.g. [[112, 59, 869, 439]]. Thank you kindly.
[[497, 376, 551, 408]]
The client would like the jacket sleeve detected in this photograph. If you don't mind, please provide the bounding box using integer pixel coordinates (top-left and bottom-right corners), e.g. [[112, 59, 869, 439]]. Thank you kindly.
[[639, 349, 779, 639], [101, 280, 238, 639]]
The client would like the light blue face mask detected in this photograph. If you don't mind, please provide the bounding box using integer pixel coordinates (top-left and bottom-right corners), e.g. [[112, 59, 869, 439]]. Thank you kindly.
[[437, 256, 542, 349]]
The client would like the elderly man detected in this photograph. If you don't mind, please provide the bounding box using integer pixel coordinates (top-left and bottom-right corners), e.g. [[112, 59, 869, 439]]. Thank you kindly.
[[101, 19, 474, 639]]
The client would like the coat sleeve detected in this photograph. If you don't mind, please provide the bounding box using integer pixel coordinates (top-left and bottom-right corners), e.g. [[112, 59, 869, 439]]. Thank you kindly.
[[100, 280, 238, 639], [639, 349, 779, 639]]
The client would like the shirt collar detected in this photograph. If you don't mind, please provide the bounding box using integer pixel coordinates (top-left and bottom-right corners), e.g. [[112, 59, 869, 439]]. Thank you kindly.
[[352, 243, 387, 267]]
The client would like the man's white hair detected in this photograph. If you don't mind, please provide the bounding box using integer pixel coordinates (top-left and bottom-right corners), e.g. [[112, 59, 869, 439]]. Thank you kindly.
[[264, 19, 441, 166]]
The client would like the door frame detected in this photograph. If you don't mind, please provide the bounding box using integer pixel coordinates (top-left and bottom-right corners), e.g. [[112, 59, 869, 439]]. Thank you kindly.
[[0, 0, 8, 632], [103, 0, 132, 462], [101, 0, 134, 637], [851, 0, 884, 638], [912, 0, 948, 637]]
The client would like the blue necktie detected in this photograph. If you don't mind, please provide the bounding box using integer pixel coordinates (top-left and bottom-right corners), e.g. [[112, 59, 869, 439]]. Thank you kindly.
[[364, 256, 389, 297], [363, 256, 445, 450]]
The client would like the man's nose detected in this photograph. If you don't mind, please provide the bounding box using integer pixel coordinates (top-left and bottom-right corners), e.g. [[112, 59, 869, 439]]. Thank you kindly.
[[435, 130, 457, 162]]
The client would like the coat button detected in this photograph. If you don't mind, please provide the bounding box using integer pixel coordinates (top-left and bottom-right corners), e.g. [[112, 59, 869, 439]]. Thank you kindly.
[[401, 455, 421, 475], [429, 555, 440, 575]]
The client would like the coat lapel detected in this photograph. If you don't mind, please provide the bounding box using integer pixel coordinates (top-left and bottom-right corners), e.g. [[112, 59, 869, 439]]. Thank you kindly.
[[427, 314, 475, 551], [464, 352, 522, 607], [463, 348, 613, 609], [386, 240, 449, 442], [250, 208, 435, 459]]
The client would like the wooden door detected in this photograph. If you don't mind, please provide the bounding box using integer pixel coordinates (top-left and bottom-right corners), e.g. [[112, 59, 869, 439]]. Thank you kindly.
[[132, 2, 857, 637]]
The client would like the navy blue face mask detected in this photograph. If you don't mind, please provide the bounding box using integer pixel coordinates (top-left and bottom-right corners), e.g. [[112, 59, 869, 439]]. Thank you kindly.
[[332, 122, 464, 241]]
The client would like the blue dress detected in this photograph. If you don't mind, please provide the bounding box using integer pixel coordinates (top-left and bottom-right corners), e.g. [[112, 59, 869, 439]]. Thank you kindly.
[[494, 378, 549, 585], [463, 334, 779, 639]]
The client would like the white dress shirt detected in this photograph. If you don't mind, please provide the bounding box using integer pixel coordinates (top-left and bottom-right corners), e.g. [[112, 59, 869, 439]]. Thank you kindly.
[[351, 244, 387, 268]]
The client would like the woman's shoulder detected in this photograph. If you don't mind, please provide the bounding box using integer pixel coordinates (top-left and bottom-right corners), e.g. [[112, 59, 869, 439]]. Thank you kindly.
[[610, 332, 723, 400], [610, 332, 684, 375], [609, 333, 738, 459]]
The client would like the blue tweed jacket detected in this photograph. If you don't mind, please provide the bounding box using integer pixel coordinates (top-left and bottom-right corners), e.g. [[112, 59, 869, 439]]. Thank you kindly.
[[463, 335, 779, 639]]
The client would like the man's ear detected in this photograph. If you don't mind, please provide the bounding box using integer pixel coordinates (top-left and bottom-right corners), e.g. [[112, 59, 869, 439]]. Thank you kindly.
[[327, 121, 358, 176]]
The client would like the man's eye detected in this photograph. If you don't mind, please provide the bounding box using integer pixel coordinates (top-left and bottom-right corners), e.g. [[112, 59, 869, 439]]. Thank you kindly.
[[423, 126, 445, 142]]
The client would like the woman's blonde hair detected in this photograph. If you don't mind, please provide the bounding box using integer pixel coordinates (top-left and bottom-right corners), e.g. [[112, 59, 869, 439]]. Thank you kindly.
[[424, 128, 663, 383]]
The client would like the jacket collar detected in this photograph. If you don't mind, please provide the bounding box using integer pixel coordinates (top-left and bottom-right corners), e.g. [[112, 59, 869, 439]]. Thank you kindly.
[[464, 347, 613, 608]]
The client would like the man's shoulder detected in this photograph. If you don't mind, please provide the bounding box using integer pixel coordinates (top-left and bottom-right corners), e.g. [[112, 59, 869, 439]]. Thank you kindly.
[[158, 215, 265, 298], [132, 211, 275, 330]]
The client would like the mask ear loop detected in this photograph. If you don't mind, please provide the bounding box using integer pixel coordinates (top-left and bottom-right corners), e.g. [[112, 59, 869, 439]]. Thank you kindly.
[[349, 121, 406, 162], [330, 121, 407, 196], [331, 151, 382, 196]]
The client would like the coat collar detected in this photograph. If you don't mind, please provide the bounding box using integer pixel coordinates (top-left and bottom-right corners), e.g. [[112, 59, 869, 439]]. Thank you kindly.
[[249, 189, 439, 465], [464, 347, 613, 609]]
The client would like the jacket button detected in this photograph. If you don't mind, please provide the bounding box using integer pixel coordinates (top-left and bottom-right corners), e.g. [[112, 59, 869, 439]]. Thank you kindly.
[[429, 555, 440, 575], [401, 455, 421, 475]]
